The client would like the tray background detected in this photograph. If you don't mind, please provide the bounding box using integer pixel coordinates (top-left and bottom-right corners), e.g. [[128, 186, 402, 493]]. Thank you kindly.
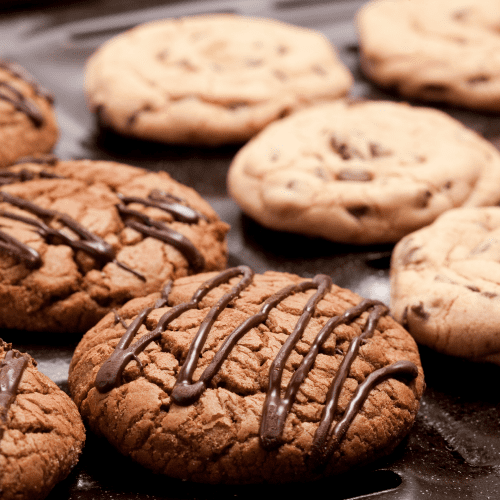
[[1, 1, 500, 498]]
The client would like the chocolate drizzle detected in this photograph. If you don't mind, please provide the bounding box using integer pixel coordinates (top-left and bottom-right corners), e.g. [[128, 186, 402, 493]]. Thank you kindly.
[[0, 168, 63, 187], [0, 347, 29, 441], [95, 266, 419, 465], [0, 191, 144, 279], [116, 190, 205, 272], [0, 80, 45, 127]]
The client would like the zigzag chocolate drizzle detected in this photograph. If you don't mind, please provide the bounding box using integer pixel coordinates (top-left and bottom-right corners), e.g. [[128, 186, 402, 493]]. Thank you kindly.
[[0, 80, 45, 127], [95, 267, 419, 464], [116, 190, 205, 272], [0, 347, 29, 441], [0, 167, 63, 187], [0, 191, 144, 279]]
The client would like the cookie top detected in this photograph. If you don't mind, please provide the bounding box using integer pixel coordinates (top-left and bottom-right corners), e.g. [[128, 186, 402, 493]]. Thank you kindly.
[[69, 266, 424, 484], [227, 99, 500, 244], [357, 0, 500, 111], [85, 14, 352, 146], [391, 206, 500, 365], [0, 61, 58, 168], [0, 158, 229, 333], [0, 340, 85, 500]]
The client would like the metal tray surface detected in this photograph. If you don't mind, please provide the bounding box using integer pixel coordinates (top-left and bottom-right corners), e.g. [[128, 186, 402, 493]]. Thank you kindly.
[[0, 1, 499, 498]]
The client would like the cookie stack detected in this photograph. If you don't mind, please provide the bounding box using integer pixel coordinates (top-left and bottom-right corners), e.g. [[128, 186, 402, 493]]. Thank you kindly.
[[1, 2, 499, 497]]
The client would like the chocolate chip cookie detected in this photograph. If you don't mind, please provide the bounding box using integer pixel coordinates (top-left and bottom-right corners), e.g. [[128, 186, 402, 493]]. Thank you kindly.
[[227, 99, 500, 244], [0, 158, 229, 333], [0, 340, 85, 500], [85, 14, 352, 145], [69, 266, 424, 483], [391, 206, 500, 364], [357, 0, 500, 111], [0, 60, 58, 168]]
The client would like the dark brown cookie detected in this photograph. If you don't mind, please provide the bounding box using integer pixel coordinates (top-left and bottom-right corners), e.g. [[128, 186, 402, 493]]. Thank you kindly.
[[0, 340, 85, 500], [0, 61, 58, 168], [0, 158, 229, 333], [69, 266, 424, 484]]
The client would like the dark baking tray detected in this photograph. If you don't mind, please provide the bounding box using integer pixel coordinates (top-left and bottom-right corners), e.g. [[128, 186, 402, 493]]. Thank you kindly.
[[1, 1, 499, 498]]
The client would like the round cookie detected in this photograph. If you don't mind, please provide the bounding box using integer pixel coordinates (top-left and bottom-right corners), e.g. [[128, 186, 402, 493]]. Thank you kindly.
[[391, 206, 500, 365], [227, 99, 500, 244], [0, 158, 229, 333], [0, 340, 85, 500], [0, 60, 58, 168], [85, 14, 352, 146], [69, 266, 424, 484], [357, 0, 500, 111]]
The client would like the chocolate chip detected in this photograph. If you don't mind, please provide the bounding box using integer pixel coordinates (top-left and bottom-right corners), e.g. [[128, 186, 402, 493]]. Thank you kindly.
[[330, 135, 363, 160], [410, 303, 429, 320], [347, 205, 369, 218], [420, 83, 449, 94], [369, 142, 391, 158], [467, 75, 490, 85], [466, 284, 480, 292], [416, 190, 432, 208], [336, 168, 373, 182], [443, 181, 452, 189], [401, 306, 409, 328], [482, 291, 497, 298], [227, 102, 248, 110]]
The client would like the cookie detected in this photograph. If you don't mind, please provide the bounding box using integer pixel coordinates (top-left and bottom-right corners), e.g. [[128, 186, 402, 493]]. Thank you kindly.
[[0, 158, 229, 333], [391, 206, 500, 365], [357, 0, 500, 111], [227, 99, 500, 244], [0, 60, 58, 168], [68, 266, 424, 484], [84, 14, 352, 146], [0, 340, 85, 500]]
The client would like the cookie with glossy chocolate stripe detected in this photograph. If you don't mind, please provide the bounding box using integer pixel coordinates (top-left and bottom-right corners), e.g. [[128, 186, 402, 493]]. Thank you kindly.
[[227, 99, 500, 244], [0, 158, 228, 333], [357, 0, 500, 111], [69, 266, 424, 483], [0, 340, 85, 500], [0, 60, 58, 168], [391, 206, 500, 364], [85, 14, 352, 146]]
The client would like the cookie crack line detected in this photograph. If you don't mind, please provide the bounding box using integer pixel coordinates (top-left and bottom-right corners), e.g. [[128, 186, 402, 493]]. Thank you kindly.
[[95, 266, 418, 467], [0, 179, 207, 278]]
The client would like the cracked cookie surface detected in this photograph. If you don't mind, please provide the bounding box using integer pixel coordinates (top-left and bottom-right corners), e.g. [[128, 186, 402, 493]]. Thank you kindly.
[[0, 158, 229, 333], [227, 99, 500, 244], [69, 268, 424, 483], [357, 0, 500, 111], [0, 340, 85, 500], [391, 206, 500, 365], [85, 14, 352, 146], [0, 61, 58, 168]]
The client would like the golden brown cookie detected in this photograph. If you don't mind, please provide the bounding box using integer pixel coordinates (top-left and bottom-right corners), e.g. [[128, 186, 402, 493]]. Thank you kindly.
[[357, 0, 500, 111], [0, 340, 85, 500], [85, 14, 352, 145], [0, 61, 58, 168], [0, 158, 229, 333], [227, 99, 500, 244], [391, 206, 500, 365], [69, 266, 424, 483]]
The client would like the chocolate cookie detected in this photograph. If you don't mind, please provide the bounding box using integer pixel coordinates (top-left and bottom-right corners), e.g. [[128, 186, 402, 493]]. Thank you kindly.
[[0, 60, 58, 168], [357, 0, 500, 111], [85, 14, 352, 146], [0, 158, 229, 333], [69, 266, 424, 483], [0, 340, 85, 500], [227, 99, 500, 244], [391, 206, 500, 365]]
